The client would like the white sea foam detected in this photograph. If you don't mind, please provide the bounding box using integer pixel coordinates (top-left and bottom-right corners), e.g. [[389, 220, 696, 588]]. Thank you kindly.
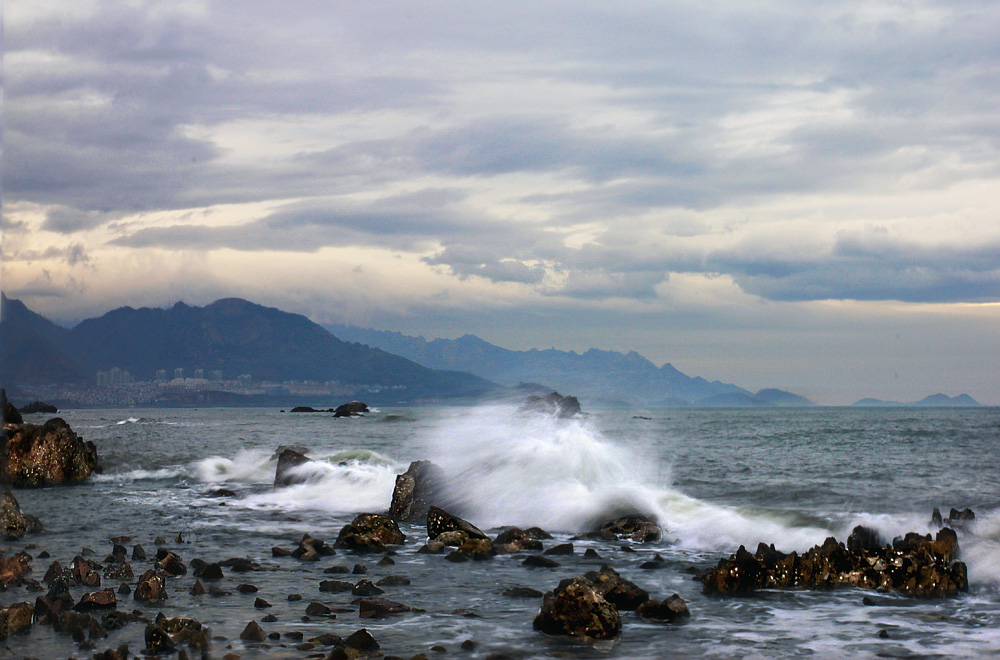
[[193, 449, 276, 484], [116, 417, 141, 425], [423, 405, 832, 551], [92, 467, 186, 482]]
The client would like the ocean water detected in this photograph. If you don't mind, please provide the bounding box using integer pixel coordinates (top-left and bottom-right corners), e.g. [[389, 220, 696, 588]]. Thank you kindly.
[[4, 405, 999, 659]]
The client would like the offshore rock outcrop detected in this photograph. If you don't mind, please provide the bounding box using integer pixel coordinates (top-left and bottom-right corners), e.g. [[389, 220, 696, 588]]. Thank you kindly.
[[334, 401, 369, 417], [336, 514, 405, 552], [518, 391, 582, 418], [389, 460, 446, 523], [273, 447, 312, 487], [703, 527, 968, 597], [1, 416, 98, 487], [0, 489, 42, 539]]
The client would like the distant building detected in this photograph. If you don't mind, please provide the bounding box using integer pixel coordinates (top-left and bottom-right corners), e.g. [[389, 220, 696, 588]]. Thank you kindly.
[[194, 368, 205, 380], [155, 369, 167, 382], [210, 370, 223, 381], [174, 367, 184, 380]]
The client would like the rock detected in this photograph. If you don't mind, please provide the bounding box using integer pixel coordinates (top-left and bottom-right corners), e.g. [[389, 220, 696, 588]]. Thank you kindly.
[[220, 556, 260, 572], [199, 563, 224, 580], [945, 507, 975, 528], [289, 406, 319, 413], [18, 401, 58, 415], [389, 460, 446, 523], [305, 601, 332, 616], [0, 488, 42, 539], [335, 513, 405, 552], [334, 401, 369, 417], [240, 620, 266, 642], [583, 564, 649, 611], [533, 577, 621, 640], [237, 583, 258, 593], [190, 580, 206, 596], [503, 586, 543, 598], [376, 575, 411, 587], [143, 622, 176, 654], [704, 531, 968, 597], [0, 601, 33, 639], [847, 525, 883, 551], [1, 417, 98, 487], [493, 527, 547, 553], [92, 645, 129, 660], [319, 580, 354, 593], [74, 588, 117, 611], [133, 569, 168, 602], [544, 543, 574, 556], [356, 596, 411, 618], [274, 447, 312, 487], [0, 551, 32, 590], [291, 533, 335, 560], [418, 541, 446, 554], [324, 565, 350, 574], [72, 554, 101, 587], [595, 513, 662, 543], [523, 555, 560, 568], [427, 506, 489, 542], [931, 507, 943, 526], [155, 549, 187, 576], [132, 544, 147, 561], [352, 579, 384, 596], [353, 563, 367, 574], [254, 597, 271, 608], [518, 392, 582, 418], [344, 628, 380, 652], [636, 594, 690, 622]]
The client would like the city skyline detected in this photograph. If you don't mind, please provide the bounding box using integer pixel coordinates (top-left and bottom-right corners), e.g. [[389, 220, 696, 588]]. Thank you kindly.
[[3, 1, 999, 405]]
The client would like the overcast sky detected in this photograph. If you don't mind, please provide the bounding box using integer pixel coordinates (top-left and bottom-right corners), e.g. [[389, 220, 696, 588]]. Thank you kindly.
[[3, 0, 999, 404]]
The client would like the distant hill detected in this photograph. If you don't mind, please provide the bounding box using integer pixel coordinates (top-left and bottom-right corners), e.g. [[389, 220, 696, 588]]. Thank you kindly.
[[851, 393, 980, 407], [755, 388, 814, 407], [325, 324, 812, 408], [1, 295, 498, 403]]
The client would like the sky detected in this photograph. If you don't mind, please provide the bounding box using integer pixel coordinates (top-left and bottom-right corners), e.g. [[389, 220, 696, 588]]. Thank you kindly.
[[3, 0, 999, 405]]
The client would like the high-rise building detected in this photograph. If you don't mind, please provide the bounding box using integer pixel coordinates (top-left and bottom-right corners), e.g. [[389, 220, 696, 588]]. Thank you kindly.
[[174, 368, 185, 380]]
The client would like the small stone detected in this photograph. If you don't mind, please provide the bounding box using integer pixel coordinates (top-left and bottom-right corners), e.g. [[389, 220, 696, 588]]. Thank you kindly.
[[262, 614, 278, 623], [118, 583, 131, 595], [240, 620, 266, 642], [319, 580, 354, 593], [375, 575, 411, 587], [324, 565, 350, 574], [254, 597, 272, 608], [352, 580, 384, 597], [503, 586, 543, 598], [431, 645, 447, 652], [267, 631, 280, 640], [878, 629, 890, 639], [522, 555, 560, 568], [287, 593, 302, 601], [352, 563, 367, 574], [200, 563, 224, 580], [237, 584, 258, 594], [271, 546, 291, 557], [305, 602, 332, 616], [583, 548, 602, 559], [543, 543, 574, 556], [461, 639, 476, 651], [132, 545, 147, 561], [344, 628, 380, 651]]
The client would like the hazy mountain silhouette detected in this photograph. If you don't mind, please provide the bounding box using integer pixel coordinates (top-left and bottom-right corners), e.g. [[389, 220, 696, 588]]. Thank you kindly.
[[851, 393, 980, 407], [325, 324, 813, 407]]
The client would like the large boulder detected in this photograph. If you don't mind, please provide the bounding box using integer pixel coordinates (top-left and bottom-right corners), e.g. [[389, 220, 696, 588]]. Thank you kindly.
[[594, 513, 662, 543], [518, 392, 581, 418], [0, 489, 42, 539], [273, 447, 312, 487], [583, 565, 649, 611], [1, 417, 98, 487], [389, 460, 446, 523], [336, 514, 405, 552], [533, 577, 621, 640], [427, 506, 489, 541], [704, 529, 968, 597], [334, 401, 369, 418]]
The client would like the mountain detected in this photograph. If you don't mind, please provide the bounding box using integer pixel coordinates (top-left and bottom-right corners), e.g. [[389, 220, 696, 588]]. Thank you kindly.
[[1, 296, 498, 403], [0, 293, 90, 385], [325, 324, 807, 407], [851, 393, 981, 407], [755, 388, 814, 406]]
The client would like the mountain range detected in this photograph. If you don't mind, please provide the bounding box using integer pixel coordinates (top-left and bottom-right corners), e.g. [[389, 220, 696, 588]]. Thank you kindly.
[[852, 393, 981, 407], [0, 294, 495, 403], [325, 324, 814, 407]]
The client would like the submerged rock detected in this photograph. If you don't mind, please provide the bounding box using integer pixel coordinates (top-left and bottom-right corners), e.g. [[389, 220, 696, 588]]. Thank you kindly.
[[0, 488, 42, 539], [533, 577, 621, 640], [389, 460, 446, 523], [703, 529, 968, 597], [1, 417, 98, 487]]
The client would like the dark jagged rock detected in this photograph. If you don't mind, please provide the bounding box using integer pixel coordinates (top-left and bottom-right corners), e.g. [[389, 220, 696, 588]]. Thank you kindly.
[[847, 525, 883, 551], [92, 644, 129, 660], [240, 619, 266, 642], [155, 549, 187, 576], [72, 554, 102, 587], [334, 401, 370, 417], [290, 406, 320, 413], [945, 507, 975, 529], [636, 594, 690, 622], [344, 628, 380, 652], [291, 533, 336, 560], [219, 556, 261, 572], [493, 527, 547, 553], [427, 506, 489, 542], [1, 417, 98, 487], [319, 580, 354, 593], [2, 390, 23, 425], [504, 586, 544, 598], [0, 552, 34, 591], [544, 543, 574, 556], [389, 460, 446, 523], [0, 601, 33, 639], [594, 513, 662, 542], [376, 575, 411, 587], [0, 488, 42, 539], [704, 529, 968, 597], [533, 576, 621, 640], [352, 579, 384, 596], [583, 565, 649, 611], [74, 588, 117, 611], [336, 514, 405, 552], [273, 447, 312, 487], [18, 401, 58, 415], [523, 555, 560, 568], [133, 569, 168, 602], [518, 391, 582, 418]]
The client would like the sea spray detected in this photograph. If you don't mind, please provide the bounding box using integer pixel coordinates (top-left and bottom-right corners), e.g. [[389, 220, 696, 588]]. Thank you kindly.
[[423, 405, 833, 550]]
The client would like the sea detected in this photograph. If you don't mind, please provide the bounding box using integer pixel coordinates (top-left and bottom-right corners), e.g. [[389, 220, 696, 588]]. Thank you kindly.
[[5, 405, 1000, 659]]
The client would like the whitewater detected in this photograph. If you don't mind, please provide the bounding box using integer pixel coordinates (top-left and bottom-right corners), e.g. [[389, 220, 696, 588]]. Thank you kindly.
[[9, 404, 1000, 658]]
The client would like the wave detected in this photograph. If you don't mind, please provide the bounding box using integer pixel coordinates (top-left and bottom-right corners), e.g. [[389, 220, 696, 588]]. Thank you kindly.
[[93, 467, 187, 482]]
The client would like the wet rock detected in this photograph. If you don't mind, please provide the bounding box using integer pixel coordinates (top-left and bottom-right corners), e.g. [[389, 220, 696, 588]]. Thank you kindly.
[[352, 579, 384, 596], [334, 401, 369, 417], [240, 620, 266, 642], [0, 601, 33, 639], [583, 548, 603, 560], [273, 447, 312, 487], [254, 596, 272, 608], [43, 559, 62, 585], [353, 563, 367, 574], [518, 391, 582, 418], [523, 555, 560, 568], [18, 401, 59, 415], [640, 553, 667, 569], [584, 564, 649, 611], [344, 628, 380, 652], [533, 577, 621, 640], [418, 541, 446, 554], [103, 562, 134, 581], [0, 489, 42, 539], [305, 601, 332, 616], [143, 622, 175, 654], [199, 563, 224, 580], [155, 549, 187, 576], [271, 545, 291, 557], [945, 507, 975, 529], [92, 644, 129, 660], [291, 533, 336, 560], [237, 583, 258, 593], [132, 544, 147, 561], [544, 543, 574, 556], [220, 556, 260, 572], [1, 417, 98, 487], [493, 527, 546, 553], [324, 565, 351, 574], [931, 507, 943, 527], [190, 580, 206, 596], [74, 588, 117, 611], [72, 554, 102, 587], [376, 575, 411, 587], [704, 530, 969, 597], [356, 596, 411, 618], [319, 580, 354, 593], [427, 506, 489, 542], [636, 594, 690, 622], [2, 390, 23, 425], [336, 513, 405, 552], [594, 513, 662, 543], [389, 460, 446, 523], [133, 569, 168, 602], [209, 487, 237, 497], [377, 555, 394, 566], [309, 632, 343, 646]]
